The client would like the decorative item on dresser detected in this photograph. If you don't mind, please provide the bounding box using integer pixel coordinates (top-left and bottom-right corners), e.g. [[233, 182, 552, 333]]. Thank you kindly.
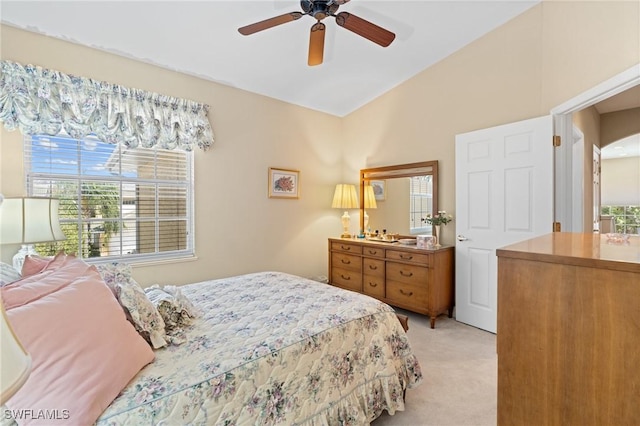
[[496, 233, 640, 426], [328, 237, 454, 328]]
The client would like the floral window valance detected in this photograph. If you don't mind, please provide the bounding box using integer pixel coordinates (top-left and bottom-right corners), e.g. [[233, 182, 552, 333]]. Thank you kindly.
[[0, 60, 214, 151]]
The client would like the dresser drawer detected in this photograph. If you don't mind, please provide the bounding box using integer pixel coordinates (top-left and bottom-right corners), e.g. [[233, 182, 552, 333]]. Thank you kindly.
[[386, 262, 428, 284], [386, 249, 430, 265], [386, 280, 428, 308], [362, 246, 385, 258], [363, 274, 385, 298], [331, 252, 361, 272], [331, 267, 362, 292], [363, 258, 384, 277], [331, 242, 363, 254]]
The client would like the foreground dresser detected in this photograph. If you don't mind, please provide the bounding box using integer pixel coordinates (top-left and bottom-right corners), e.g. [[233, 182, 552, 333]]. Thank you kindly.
[[328, 238, 454, 328], [496, 233, 640, 426]]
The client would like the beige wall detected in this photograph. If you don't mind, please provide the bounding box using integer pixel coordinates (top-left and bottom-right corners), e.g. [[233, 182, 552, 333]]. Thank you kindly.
[[602, 156, 640, 206], [0, 25, 345, 285], [342, 1, 640, 245], [601, 107, 640, 147], [573, 106, 601, 231], [2, 1, 639, 283]]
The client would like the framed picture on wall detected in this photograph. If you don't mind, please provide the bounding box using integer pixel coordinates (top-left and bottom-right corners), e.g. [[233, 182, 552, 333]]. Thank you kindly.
[[370, 180, 386, 201], [268, 167, 300, 199]]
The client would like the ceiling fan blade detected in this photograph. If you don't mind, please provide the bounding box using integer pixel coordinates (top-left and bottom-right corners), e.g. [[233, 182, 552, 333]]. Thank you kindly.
[[238, 12, 304, 35], [332, 0, 351, 4], [308, 22, 326, 66], [335, 12, 395, 47]]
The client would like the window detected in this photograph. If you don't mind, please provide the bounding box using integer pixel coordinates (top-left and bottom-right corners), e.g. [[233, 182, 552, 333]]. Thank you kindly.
[[409, 175, 433, 234], [601, 205, 640, 234], [25, 134, 194, 262]]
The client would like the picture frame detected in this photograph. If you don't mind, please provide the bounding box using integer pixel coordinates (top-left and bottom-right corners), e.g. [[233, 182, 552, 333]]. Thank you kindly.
[[268, 167, 300, 199], [370, 180, 386, 201]]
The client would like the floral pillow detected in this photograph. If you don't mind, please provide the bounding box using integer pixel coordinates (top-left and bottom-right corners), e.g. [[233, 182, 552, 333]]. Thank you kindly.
[[95, 262, 133, 298], [116, 279, 167, 349], [162, 285, 198, 319], [144, 285, 197, 345], [0, 261, 21, 286]]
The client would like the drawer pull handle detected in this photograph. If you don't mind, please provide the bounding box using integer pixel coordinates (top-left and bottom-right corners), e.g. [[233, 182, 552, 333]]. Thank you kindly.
[[400, 271, 413, 277], [369, 282, 378, 287], [341, 259, 351, 265], [399, 289, 413, 297], [368, 250, 378, 255], [400, 254, 413, 260], [341, 274, 351, 280], [368, 265, 378, 270], [341, 245, 351, 251]]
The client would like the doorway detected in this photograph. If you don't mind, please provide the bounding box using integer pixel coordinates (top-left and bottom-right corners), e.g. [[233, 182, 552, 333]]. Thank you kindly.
[[552, 63, 640, 233]]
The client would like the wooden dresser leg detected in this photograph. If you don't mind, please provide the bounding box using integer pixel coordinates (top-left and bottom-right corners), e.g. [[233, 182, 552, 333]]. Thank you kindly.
[[430, 317, 436, 329], [396, 314, 409, 332], [448, 307, 453, 318]]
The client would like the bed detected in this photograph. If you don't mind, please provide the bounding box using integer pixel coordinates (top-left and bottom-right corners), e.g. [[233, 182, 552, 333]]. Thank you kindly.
[[1, 256, 422, 425]]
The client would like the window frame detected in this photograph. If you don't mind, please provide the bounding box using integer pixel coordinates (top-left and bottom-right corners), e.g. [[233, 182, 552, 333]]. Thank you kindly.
[[24, 133, 196, 264]]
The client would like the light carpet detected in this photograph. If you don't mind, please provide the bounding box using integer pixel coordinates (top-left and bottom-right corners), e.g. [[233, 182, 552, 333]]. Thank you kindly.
[[372, 309, 497, 426]]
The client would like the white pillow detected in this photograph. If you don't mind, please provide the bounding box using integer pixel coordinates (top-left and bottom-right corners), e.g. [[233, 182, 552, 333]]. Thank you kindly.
[[0, 261, 21, 286]]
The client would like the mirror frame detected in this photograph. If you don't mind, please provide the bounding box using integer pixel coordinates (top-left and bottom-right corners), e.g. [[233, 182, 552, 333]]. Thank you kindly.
[[359, 160, 438, 234]]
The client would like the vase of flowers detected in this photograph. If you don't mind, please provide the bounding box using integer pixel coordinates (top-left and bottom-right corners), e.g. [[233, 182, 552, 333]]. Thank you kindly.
[[422, 211, 453, 248]]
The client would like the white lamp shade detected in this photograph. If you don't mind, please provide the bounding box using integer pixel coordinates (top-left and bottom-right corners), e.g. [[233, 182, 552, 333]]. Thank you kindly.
[[0, 197, 66, 245], [331, 184, 359, 209], [0, 305, 31, 405], [364, 185, 377, 209]]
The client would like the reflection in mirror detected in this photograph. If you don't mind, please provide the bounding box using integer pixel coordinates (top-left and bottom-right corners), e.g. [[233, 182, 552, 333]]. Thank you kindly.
[[360, 161, 438, 236]]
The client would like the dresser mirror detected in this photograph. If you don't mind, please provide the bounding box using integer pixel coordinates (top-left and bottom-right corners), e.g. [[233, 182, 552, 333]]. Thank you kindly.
[[359, 161, 438, 236]]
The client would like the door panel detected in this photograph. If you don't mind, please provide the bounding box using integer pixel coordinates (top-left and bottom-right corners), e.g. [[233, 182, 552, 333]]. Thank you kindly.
[[455, 115, 553, 333]]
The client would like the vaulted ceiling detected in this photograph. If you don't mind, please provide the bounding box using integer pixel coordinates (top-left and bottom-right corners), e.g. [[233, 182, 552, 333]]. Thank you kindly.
[[0, 0, 539, 117]]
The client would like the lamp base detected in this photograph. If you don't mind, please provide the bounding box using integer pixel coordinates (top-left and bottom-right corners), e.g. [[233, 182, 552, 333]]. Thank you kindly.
[[12, 244, 38, 272], [340, 211, 352, 239]]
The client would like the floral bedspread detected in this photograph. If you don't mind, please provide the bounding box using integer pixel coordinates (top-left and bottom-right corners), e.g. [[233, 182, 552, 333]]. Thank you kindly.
[[96, 272, 423, 425]]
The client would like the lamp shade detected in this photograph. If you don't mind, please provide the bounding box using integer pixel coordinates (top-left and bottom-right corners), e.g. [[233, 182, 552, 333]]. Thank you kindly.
[[0, 305, 31, 405], [331, 184, 359, 209], [364, 185, 377, 209], [0, 197, 66, 245]]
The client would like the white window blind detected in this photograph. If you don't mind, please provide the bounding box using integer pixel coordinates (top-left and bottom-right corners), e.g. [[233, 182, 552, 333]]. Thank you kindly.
[[24, 134, 194, 262]]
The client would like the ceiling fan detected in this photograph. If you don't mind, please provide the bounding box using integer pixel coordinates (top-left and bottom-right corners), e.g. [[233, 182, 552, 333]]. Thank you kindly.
[[238, 0, 396, 66]]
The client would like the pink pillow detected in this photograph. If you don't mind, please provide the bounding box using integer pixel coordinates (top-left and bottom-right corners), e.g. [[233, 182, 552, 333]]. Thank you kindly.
[[20, 251, 67, 278], [4, 266, 155, 425], [2, 256, 92, 309]]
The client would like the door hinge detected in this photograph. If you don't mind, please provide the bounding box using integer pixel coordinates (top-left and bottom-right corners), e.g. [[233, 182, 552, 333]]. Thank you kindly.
[[553, 222, 561, 232], [553, 135, 561, 147]]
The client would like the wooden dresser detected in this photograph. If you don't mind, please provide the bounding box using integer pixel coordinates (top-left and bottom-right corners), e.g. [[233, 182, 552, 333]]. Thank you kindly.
[[328, 238, 454, 328], [496, 233, 640, 426]]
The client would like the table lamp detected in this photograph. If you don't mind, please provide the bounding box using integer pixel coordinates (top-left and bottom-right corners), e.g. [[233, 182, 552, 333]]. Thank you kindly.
[[0, 197, 66, 271], [0, 304, 31, 405], [363, 184, 377, 233], [332, 184, 358, 238]]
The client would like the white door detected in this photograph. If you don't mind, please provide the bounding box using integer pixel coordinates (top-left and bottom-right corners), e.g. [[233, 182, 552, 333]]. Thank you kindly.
[[455, 116, 553, 333], [593, 146, 601, 232]]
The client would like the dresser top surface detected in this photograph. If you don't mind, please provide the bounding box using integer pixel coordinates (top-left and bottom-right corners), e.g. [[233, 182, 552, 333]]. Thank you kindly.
[[497, 233, 640, 271], [329, 237, 452, 252]]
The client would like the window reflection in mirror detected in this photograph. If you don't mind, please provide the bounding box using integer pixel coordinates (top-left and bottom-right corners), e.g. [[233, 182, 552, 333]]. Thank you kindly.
[[360, 161, 438, 237]]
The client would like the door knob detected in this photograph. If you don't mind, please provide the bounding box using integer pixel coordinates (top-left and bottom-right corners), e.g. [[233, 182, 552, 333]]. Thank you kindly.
[[457, 235, 469, 242]]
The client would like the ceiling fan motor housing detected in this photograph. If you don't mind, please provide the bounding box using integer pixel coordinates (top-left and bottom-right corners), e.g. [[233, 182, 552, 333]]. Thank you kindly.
[[301, 0, 339, 21]]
